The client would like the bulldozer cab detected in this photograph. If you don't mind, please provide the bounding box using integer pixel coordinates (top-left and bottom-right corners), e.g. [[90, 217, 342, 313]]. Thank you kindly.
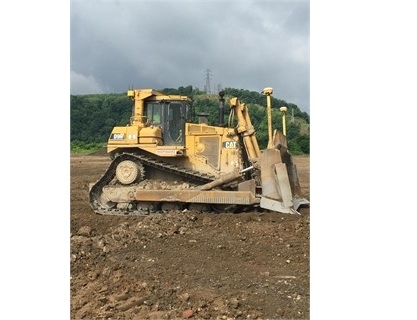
[[144, 100, 189, 146], [145, 102, 162, 125]]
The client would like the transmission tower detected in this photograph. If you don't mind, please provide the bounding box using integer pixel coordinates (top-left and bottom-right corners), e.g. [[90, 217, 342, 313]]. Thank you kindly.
[[203, 69, 212, 94]]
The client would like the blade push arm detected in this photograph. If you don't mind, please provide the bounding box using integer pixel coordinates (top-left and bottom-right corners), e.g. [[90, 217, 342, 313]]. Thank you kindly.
[[229, 97, 261, 161]]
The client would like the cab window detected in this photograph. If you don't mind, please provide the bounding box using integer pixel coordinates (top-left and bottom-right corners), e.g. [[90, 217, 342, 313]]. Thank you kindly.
[[146, 103, 162, 124]]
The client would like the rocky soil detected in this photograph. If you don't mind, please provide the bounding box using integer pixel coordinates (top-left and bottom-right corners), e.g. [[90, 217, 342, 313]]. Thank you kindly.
[[70, 154, 310, 319]]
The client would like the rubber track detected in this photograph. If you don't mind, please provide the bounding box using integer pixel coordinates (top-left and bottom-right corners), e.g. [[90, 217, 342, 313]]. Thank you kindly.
[[89, 153, 216, 216]]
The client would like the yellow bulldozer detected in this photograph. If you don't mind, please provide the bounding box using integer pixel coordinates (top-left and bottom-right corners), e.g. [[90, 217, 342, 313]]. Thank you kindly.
[[89, 87, 309, 215]]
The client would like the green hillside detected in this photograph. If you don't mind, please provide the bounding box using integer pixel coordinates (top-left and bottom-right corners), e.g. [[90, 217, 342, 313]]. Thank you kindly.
[[70, 86, 309, 154]]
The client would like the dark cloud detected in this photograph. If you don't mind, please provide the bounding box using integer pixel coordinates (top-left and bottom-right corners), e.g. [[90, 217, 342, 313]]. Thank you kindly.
[[70, 0, 310, 113]]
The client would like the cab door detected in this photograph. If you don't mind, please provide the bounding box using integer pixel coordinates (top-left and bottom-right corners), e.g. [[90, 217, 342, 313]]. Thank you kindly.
[[164, 102, 185, 146]]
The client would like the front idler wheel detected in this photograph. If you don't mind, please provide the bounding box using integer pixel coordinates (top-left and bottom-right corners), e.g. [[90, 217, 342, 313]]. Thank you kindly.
[[116, 160, 143, 185]]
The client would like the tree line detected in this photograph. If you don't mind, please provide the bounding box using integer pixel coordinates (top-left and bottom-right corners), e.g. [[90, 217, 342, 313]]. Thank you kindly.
[[70, 86, 309, 154]]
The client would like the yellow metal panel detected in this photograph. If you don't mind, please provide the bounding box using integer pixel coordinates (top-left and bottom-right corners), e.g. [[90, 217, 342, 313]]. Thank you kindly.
[[108, 126, 129, 145], [137, 126, 162, 144]]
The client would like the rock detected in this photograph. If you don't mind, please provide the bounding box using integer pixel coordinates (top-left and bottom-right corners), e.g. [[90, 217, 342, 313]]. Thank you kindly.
[[179, 226, 188, 235], [182, 309, 194, 318], [87, 270, 100, 281], [229, 298, 240, 309], [78, 226, 92, 236], [179, 292, 190, 302]]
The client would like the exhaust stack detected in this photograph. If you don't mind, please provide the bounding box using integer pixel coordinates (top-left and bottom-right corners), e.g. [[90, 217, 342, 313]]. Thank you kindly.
[[218, 90, 225, 127]]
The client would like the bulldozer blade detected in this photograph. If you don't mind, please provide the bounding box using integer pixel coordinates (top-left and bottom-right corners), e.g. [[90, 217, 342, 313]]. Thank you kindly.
[[260, 148, 292, 203], [259, 148, 309, 213], [280, 148, 303, 198], [293, 197, 310, 211], [260, 194, 309, 215], [260, 197, 298, 214]]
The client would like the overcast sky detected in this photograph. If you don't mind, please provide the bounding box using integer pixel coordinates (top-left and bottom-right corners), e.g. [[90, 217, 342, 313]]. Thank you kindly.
[[5, 2, 417, 317], [70, 0, 310, 113]]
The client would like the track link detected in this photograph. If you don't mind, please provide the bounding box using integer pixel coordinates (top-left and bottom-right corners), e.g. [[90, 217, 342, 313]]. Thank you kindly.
[[89, 153, 216, 215]]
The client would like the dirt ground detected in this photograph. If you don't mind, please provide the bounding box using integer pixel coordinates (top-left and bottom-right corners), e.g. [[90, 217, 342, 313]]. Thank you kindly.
[[70, 152, 310, 320]]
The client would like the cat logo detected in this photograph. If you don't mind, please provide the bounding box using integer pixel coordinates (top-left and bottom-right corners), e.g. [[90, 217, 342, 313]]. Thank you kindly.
[[222, 141, 238, 149]]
